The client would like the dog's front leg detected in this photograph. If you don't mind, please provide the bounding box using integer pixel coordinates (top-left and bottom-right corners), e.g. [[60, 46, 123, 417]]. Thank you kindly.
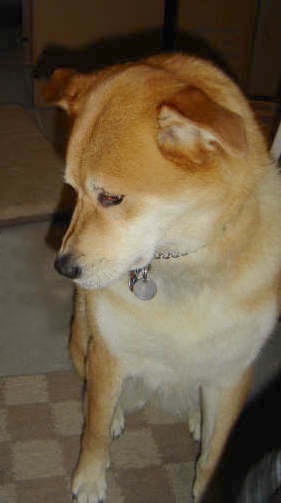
[[193, 365, 252, 502], [72, 334, 122, 503], [69, 288, 90, 379]]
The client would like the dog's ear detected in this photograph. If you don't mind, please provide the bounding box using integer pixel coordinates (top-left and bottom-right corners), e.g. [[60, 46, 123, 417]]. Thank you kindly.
[[43, 68, 95, 115], [158, 86, 247, 164]]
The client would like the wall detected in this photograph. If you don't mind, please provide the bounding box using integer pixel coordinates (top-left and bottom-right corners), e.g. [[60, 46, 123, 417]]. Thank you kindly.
[[178, 0, 258, 90], [32, 0, 164, 63], [249, 0, 281, 97], [31, 1, 281, 100]]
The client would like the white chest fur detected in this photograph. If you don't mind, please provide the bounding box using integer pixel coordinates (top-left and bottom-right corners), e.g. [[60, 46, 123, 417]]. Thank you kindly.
[[89, 263, 277, 392]]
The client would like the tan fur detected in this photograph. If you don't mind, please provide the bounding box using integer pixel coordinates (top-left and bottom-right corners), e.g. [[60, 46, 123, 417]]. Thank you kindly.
[[45, 54, 281, 502]]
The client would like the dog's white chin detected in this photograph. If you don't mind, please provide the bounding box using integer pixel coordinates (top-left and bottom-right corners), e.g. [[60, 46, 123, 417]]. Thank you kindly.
[[73, 254, 154, 290], [74, 275, 115, 290]]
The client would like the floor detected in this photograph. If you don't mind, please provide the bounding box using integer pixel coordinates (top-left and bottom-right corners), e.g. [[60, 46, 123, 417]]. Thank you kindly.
[[0, 221, 73, 376], [0, 106, 66, 222], [0, 370, 197, 503]]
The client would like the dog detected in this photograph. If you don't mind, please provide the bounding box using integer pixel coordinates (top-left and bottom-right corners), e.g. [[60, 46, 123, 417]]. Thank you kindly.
[[45, 53, 281, 502]]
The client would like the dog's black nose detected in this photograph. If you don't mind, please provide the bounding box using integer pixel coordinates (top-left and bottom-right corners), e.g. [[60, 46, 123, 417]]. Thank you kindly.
[[54, 254, 81, 279]]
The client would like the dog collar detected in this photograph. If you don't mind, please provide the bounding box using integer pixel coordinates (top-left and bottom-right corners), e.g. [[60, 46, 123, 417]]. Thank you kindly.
[[128, 264, 157, 301], [129, 209, 239, 300], [128, 249, 189, 301], [154, 250, 189, 260]]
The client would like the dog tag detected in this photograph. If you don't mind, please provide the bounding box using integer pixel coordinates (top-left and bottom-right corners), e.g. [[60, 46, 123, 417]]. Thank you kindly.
[[133, 277, 157, 300]]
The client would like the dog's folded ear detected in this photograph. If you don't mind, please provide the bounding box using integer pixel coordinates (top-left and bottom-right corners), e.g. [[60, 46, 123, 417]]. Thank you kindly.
[[158, 86, 248, 164], [43, 68, 95, 115]]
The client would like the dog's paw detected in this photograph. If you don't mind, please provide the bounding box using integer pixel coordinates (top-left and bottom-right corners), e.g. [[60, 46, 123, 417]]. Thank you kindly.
[[188, 408, 201, 442], [110, 405, 125, 439], [72, 459, 107, 503]]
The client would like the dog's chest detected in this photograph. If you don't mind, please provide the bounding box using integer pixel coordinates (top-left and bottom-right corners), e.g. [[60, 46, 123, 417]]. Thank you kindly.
[[86, 263, 276, 386], [89, 273, 241, 383]]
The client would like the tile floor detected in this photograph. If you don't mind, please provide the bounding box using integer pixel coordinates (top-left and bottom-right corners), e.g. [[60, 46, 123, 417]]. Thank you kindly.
[[0, 371, 198, 503]]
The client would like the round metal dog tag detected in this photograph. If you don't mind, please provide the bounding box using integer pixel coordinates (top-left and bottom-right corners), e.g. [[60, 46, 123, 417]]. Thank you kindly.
[[133, 278, 157, 301]]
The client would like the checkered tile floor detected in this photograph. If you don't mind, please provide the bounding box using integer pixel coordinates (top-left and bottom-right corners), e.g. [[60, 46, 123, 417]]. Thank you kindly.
[[0, 371, 198, 502]]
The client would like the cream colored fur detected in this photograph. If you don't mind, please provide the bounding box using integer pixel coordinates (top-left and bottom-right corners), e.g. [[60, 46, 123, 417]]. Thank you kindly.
[[45, 54, 281, 502]]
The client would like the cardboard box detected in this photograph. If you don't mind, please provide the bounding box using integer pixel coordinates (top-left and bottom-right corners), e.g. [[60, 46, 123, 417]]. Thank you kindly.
[[178, 0, 258, 90], [248, 0, 281, 97], [31, 0, 164, 105], [30, 0, 281, 103], [32, 0, 164, 62]]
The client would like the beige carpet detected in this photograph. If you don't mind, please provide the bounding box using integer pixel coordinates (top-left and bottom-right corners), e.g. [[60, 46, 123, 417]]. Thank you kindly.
[[0, 370, 198, 503], [0, 106, 65, 223]]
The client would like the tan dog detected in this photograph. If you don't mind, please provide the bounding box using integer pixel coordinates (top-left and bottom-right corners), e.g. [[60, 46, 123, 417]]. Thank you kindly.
[[45, 54, 281, 502]]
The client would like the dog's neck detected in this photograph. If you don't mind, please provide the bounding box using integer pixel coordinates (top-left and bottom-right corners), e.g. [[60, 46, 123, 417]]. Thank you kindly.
[[128, 197, 252, 301], [128, 213, 236, 301], [129, 245, 203, 301], [154, 245, 204, 260]]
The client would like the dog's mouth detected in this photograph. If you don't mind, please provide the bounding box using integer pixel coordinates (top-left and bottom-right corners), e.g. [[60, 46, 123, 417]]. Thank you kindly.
[[71, 253, 154, 290]]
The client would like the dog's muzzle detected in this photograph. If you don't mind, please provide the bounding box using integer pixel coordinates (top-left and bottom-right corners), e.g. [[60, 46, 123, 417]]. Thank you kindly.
[[54, 253, 82, 280]]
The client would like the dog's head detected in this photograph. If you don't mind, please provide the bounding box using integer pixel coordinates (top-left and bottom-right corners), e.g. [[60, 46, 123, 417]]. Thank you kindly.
[[45, 55, 252, 289]]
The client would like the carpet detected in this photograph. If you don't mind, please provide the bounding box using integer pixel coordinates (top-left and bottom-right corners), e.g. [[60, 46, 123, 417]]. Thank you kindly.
[[0, 370, 198, 503], [0, 106, 65, 224]]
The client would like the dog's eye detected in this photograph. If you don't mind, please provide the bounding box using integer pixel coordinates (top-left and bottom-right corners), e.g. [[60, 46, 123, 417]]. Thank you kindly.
[[98, 192, 124, 208]]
